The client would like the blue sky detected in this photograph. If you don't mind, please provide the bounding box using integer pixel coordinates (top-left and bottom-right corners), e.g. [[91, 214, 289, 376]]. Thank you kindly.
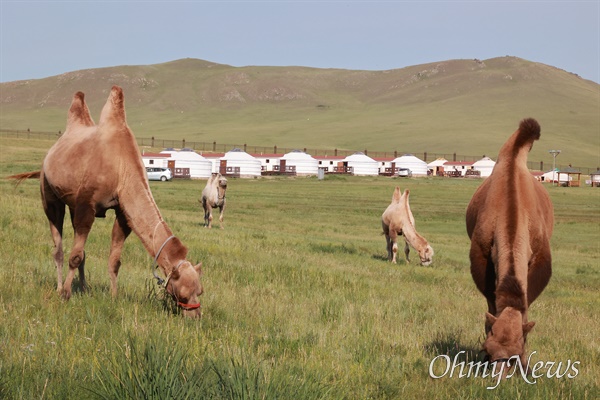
[[1, 1, 599, 83]]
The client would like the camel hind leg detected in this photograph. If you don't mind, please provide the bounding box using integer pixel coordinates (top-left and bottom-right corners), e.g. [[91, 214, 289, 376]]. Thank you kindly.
[[41, 174, 66, 293], [63, 204, 95, 299]]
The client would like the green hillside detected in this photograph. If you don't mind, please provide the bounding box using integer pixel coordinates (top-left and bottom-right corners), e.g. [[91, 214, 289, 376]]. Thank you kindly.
[[1, 56, 598, 168]]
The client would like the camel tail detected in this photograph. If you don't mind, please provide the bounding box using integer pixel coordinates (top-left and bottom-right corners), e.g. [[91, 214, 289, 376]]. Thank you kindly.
[[514, 118, 541, 150], [7, 171, 41, 186]]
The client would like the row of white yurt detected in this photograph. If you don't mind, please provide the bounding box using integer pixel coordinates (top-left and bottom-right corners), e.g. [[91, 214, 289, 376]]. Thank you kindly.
[[148, 148, 499, 179], [427, 158, 448, 176], [344, 152, 380, 176], [160, 148, 213, 178], [471, 156, 496, 178], [393, 154, 429, 176], [221, 148, 262, 177], [541, 169, 571, 183], [282, 150, 319, 176]]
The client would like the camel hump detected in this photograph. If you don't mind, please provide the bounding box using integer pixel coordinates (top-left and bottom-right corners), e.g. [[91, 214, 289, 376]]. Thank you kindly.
[[67, 91, 94, 128], [98, 86, 126, 127], [514, 118, 541, 150], [392, 187, 402, 203]]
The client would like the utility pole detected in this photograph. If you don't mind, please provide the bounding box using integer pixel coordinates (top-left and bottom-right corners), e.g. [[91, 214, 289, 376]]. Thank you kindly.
[[549, 150, 561, 186]]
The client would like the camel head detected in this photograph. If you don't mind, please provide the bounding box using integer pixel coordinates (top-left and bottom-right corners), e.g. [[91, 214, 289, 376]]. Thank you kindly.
[[165, 261, 204, 318], [483, 308, 535, 375], [418, 244, 434, 266], [217, 175, 228, 199]]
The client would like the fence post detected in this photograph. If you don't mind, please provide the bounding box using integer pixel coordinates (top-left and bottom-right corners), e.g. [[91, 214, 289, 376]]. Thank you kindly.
[[424, 152, 427, 162], [453, 152, 457, 161], [213, 141, 216, 152], [334, 148, 338, 156], [540, 161, 544, 171], [182, 139, 186, 148], [274, 145, 277, 153]]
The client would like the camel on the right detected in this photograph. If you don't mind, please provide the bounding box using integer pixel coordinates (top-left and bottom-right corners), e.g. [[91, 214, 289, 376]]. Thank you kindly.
[[466, 118, 554, 373]]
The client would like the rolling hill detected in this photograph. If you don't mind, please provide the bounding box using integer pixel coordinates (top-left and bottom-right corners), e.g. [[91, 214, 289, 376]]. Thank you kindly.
[[1, 56, 598, 169]]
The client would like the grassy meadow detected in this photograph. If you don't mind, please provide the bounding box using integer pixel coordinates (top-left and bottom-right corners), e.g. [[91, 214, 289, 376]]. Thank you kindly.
[[0, 137, 598, 399]]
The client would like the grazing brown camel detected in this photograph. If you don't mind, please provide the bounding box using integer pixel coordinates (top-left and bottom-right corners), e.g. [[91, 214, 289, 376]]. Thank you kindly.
[[466, 118, 553, 370], [381, 187, 434, 266], [200, 172, 227, 229], [9, 87, 203, 317]]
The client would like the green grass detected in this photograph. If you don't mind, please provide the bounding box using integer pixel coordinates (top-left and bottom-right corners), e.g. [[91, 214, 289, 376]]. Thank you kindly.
[[0, 137, 598, 399]]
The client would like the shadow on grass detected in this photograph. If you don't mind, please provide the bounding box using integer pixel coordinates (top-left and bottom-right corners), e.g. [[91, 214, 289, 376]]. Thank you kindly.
[[423, 331, 485, 363], [371, 253, 389, 262]]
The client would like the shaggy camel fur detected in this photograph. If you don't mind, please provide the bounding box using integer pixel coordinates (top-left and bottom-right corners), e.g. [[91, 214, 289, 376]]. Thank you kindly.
[[466, 118, 553, 369], [381, 187, 434, 266], [200, 173, 227, 228], [9, 87, 203, 317]]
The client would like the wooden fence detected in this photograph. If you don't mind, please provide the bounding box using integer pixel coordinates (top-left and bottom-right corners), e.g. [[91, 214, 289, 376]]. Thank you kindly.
[[1, 128, 596, 175]]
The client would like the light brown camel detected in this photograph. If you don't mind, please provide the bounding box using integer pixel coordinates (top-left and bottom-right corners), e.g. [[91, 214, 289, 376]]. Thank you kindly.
[[381, 187, 434, 266], [200, 172, 227, 229], [9, 87, 203, 317], [466, 118, 553, 370]]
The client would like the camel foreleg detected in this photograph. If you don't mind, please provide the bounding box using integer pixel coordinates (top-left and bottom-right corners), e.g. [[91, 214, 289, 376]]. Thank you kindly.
[[469, 241, 497, 334], [218, 202, 225, 229], [107, 210, 132, 297], [202, 197, 213, 228], [404, 239, 411, 263]]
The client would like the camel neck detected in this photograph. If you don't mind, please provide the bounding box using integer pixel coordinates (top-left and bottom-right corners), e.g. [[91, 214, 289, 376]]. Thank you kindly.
[[402, 220, 427, 247], [118, 172, 175, 259]]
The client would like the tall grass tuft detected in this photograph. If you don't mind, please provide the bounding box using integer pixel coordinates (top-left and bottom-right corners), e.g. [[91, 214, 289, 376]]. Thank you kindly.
[[210, 355, 334, 400], [87, 334, 206, 400]]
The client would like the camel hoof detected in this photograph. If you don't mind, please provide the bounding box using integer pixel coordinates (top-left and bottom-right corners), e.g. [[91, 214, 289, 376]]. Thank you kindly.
[[61, 288, 72, 300]]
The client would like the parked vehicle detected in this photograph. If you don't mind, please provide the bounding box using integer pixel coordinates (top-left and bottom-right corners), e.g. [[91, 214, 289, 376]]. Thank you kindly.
[[146, 167, 172, 181]]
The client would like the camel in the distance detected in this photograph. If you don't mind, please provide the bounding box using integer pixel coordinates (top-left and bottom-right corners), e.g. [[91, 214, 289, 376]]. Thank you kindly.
[[9, 86, 203, 317], [466, 118, 553, 372], [200, 172, 227, 229], [381, 187, 434, 266]]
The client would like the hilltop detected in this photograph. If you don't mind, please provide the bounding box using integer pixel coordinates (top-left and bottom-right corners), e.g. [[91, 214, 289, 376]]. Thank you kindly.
[[1, 57, 598, 168]]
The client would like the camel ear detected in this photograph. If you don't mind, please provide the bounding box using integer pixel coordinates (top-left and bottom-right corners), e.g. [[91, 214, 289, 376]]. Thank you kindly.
[[523, 321, 535, 334], [98, 86, 126, 127], [67, 91, 95, 128], [194, 262, 203, 277], [486, 312, 497, 326]]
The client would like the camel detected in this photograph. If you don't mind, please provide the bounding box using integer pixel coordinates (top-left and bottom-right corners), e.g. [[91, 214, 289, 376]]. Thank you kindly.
[[466, 118, 553, 370], [200, 173, 227, 229], [381, 187, 434, 266], [9, 87, 203, 317]]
